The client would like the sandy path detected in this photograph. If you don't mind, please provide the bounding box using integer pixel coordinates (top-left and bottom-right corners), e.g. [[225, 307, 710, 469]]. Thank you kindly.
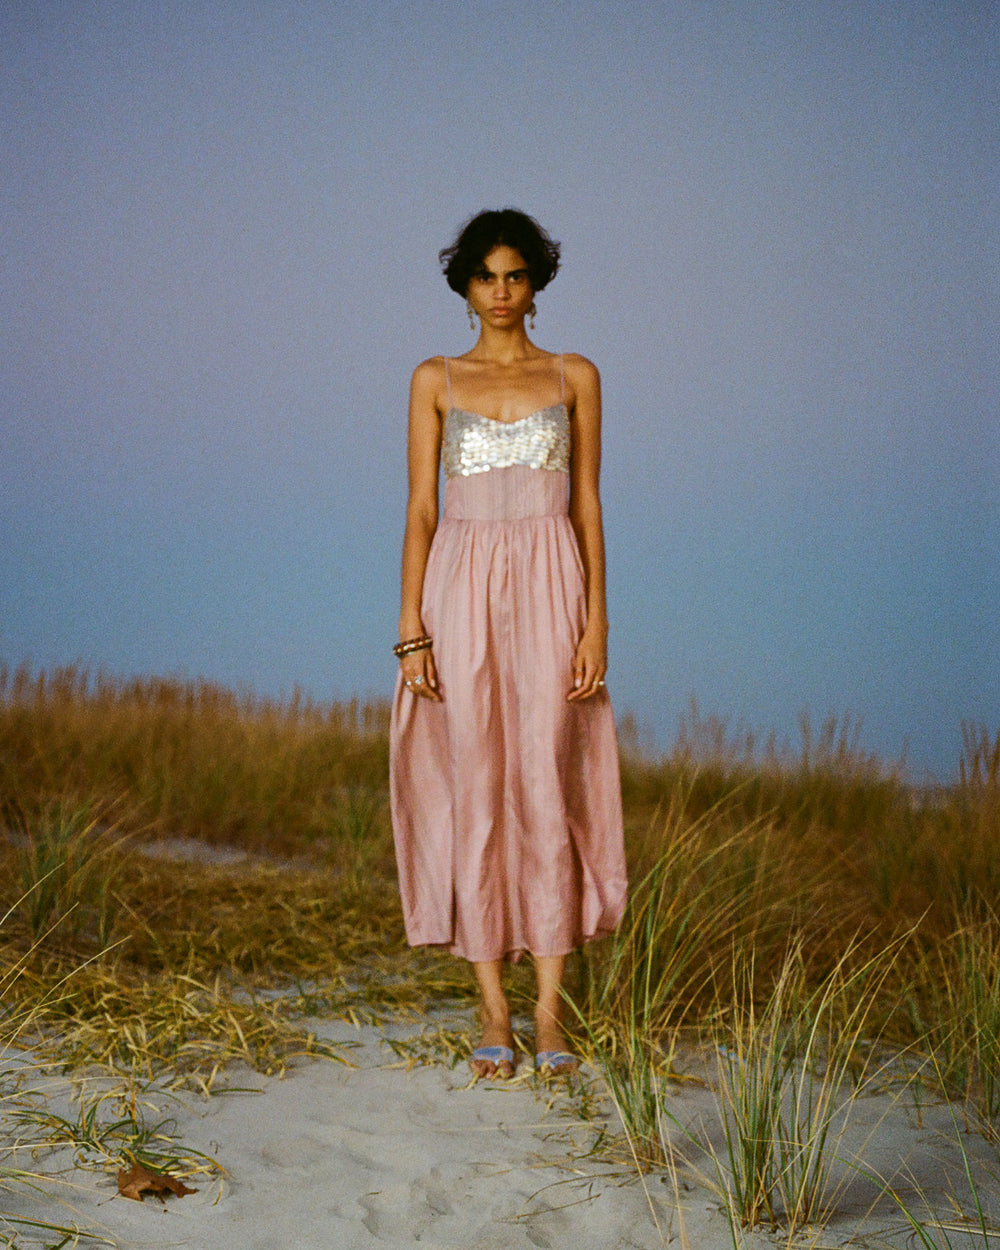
[[3, 1012, 997, 1249]]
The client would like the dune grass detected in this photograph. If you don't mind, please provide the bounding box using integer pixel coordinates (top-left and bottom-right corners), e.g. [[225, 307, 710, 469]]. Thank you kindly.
[[1, 663, 999, 1239], [0, 663, 389, 855], [704, 933, 909, 1234]]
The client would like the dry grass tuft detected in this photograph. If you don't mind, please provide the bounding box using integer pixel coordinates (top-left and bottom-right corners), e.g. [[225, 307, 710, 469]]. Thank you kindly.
[[0, 662, 390, 856], [2, 664, 999, 1240]]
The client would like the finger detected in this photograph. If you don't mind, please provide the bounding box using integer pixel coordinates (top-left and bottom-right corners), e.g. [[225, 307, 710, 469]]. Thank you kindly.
[[581, 655, 599, 689], [590, 665, 610, 698], [401, 662, 426, 693], [568, 657, 608, 701], [418, 651, 442, 700], [567, 661, 592, 701], [402, 652, 442, 701], [421, 676, 443, 702]]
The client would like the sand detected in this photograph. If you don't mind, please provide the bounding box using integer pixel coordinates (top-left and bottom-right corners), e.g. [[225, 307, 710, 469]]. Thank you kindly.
[[3, 1003, 998, 1250]]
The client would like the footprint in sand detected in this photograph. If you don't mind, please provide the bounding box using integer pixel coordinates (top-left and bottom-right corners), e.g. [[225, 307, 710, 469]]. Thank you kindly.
[[415, 1173, 454, 1217], [359, 1173, 457, 1240]]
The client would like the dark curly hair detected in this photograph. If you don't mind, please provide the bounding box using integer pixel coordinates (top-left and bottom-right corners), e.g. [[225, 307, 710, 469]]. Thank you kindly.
[[439, 208, 561, 296]]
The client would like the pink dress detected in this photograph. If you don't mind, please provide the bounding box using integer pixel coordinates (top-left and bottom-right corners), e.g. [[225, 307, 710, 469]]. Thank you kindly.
[[389, 357, 627, 963]]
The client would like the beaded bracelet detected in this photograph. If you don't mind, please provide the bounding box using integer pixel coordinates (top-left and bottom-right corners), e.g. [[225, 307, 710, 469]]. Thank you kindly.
[[393, 635, 433, 658]]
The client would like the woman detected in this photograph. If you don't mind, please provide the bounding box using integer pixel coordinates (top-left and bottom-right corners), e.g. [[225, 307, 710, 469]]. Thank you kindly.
[[390, 208, 626, 1079]]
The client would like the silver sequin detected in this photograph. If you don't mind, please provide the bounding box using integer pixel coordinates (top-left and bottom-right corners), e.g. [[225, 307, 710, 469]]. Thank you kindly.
[[442, 405, 570, 479]]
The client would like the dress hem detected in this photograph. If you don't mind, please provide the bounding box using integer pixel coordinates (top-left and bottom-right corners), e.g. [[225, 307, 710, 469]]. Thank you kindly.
[[403, 921, 623, 966]]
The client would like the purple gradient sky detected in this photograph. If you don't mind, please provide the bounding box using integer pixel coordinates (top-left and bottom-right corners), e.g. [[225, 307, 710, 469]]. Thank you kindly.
[[2, 1, 997, 780]]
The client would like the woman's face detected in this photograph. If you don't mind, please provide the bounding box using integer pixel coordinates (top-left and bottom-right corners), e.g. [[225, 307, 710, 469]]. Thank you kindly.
[[465, 245, 534, 328]]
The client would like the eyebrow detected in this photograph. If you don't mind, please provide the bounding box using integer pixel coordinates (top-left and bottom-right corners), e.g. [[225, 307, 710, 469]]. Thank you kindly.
[[475, 267, 529, 282]]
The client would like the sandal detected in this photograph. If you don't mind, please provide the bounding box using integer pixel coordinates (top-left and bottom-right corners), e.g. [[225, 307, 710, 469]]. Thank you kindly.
[[469, 1046, 515, 1078], [534, 1050, 578, 1075]]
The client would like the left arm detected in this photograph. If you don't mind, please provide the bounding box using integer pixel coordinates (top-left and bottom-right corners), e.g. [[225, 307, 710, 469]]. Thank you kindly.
[[565, 354, 609, 701]]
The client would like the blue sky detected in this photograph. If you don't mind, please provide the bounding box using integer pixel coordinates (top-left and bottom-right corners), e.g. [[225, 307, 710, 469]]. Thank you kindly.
[[2, 0, 997, 781]]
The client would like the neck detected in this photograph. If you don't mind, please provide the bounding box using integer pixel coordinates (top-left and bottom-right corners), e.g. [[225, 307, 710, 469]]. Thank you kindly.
[[470, 321, 534, 363]]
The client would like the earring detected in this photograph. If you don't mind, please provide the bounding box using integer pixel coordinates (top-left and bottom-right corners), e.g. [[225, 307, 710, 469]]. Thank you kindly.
[[466, 301, 477, 331], [528, 302, 537, 330]]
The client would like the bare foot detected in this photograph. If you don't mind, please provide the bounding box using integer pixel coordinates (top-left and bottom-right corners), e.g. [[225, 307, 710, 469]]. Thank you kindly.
[[534, 1011, 578, 1075], [533, 1001, 569, 1055], [469, 1012, 515, 1079]]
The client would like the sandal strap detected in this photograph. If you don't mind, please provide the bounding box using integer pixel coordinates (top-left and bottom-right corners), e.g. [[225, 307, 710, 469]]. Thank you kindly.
[[535, 1050, 577, 1070], [470, 1046, 514, 1064]]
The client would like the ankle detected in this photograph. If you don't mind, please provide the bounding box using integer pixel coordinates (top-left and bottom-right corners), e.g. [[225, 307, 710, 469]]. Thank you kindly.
[[480, 1003, 511, 1029], [534, 1016, 566, 1049], [534, 1003, 563, 1032]]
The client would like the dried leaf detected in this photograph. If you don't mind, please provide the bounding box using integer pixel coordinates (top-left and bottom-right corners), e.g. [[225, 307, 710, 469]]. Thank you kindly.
[[116, 1161, 197, 1203]]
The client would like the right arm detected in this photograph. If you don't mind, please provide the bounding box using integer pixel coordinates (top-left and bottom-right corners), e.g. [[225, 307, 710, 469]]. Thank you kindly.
[[398, 358, 444, 700]]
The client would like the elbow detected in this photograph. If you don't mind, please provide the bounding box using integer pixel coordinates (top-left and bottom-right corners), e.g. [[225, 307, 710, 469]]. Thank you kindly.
[[407, 501, 439, 542], [407, 490, 439, 528]]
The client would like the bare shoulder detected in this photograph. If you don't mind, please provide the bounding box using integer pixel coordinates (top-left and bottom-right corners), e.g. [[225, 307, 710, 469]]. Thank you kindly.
[[412, 355, 447, 386], [561, 352, 601, 405], [562, 351, 599, 373], [410, 356, 448, 408]]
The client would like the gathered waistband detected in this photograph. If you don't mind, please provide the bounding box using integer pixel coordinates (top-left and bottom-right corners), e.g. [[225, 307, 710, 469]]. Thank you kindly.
[[443, 466, 569, 521]]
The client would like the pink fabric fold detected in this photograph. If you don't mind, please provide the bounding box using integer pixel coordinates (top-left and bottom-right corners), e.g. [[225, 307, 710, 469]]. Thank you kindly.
[[390, 465, 627, 963]]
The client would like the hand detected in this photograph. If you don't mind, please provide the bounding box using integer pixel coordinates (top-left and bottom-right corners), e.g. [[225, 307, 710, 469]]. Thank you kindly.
[[566, 628, 608, 702], [400, 646, 442, 702]]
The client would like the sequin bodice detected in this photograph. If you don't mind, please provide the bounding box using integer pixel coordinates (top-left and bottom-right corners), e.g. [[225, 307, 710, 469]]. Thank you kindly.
[[442, 405, 570, 479]]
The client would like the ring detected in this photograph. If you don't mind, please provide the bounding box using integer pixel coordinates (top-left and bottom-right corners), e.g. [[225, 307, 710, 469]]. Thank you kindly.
[[412, 675, 426, 687], [404, 679, 414, 688], [596, 679, 606, 687]]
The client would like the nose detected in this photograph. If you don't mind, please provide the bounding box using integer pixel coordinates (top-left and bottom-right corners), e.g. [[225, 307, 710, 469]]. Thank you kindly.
[[492, 276, 509, 299]]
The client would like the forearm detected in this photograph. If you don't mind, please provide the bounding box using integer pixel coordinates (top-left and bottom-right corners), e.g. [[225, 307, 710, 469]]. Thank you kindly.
[[570, 499, 609, 638], [563, 354, 608, 644], [399, 506, 437, 638]]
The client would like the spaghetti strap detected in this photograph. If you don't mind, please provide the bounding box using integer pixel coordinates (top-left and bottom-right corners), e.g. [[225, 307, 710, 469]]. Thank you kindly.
[[443, 356, 454, 411], [558, 353, 565, 403]]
